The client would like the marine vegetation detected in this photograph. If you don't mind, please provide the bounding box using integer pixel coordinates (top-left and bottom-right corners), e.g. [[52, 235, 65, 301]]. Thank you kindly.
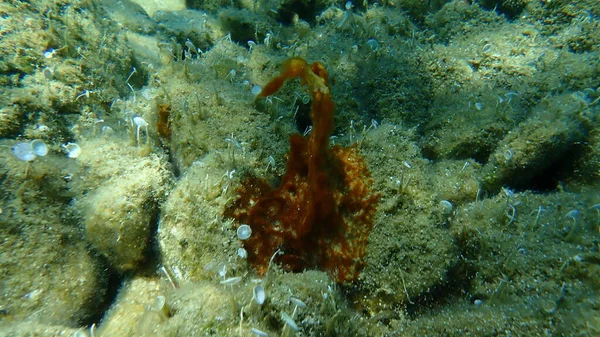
[[225, 57, 380, 284]]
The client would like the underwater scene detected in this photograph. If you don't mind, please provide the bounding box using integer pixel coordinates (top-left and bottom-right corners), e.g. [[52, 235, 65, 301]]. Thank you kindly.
[[1, 0, 599, 336]]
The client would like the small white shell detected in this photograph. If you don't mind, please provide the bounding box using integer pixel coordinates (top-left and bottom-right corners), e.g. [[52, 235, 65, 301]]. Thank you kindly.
[[102, 126, 114, 135], [565, 209, 580, 219], [237, 247, 248, 259], [290, 297, 307, 308], [43, 49, 55, 59], [151, 295, 166, 312], [133, 116, 148, 127], [366, 38, 379, 51], [219, 276, 242, 285], [216, 263, 227, 278], [440, 200, 453, 213], [250, 328, 268, 337], [30, 139, 48, 157], [237, 224, 252, 240], [280, 312, 299, 331], [63, 143, 81, 158], [251, 85, 262, 97], [254, 285, 265, 305], [12, 142, 36, 161]]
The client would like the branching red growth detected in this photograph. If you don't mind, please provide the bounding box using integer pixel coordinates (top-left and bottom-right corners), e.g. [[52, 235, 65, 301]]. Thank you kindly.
[[225, 57, 379, 283]]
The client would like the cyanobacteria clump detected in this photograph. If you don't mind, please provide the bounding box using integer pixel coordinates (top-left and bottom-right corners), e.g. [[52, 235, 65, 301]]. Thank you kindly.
[[225, 57, 379, 283]]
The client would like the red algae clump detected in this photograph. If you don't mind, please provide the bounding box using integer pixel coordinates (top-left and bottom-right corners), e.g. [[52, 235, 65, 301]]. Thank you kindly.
[[225, 57, 379, 284]]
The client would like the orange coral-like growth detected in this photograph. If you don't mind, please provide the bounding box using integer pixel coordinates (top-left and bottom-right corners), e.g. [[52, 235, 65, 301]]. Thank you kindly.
[[225, 58, 379, 283]]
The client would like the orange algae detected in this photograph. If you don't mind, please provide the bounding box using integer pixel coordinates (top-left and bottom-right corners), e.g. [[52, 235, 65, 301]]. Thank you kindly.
[[157, 103, 172, 139], [225, 57, 379, 284]]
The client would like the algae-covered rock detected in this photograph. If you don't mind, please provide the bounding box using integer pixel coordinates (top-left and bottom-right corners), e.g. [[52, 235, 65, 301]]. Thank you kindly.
[[219, 8, 278, 45], [441, 189, 600, 335], [157, 281, 239, 336], [82, 180, 156, 271], [124, 270, 358, 337], [76, 137, 172, 272], [152, 9, 222, 51], [0, 140, 107, 327], [482, 93, 589, 192], [2, 0, 600, 335], [0, 322, 84, 337], [356, 124, 460, 312], [129, 0, 186, 18], [0, 0, 134, 141], [0, 228, 104, 326], [158, 156, 243, 281], [97, 277, 165, 336], [251, 270, 359, 336]]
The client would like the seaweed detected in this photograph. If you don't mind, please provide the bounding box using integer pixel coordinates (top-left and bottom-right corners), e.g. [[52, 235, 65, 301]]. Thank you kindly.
[[225, 58, 379, 283]]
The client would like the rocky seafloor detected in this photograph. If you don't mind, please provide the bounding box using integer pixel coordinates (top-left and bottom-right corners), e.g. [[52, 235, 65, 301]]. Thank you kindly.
[[0, 0, 599, 336]]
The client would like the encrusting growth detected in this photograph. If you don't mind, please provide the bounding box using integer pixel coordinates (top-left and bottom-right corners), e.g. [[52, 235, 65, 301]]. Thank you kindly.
[[225, 57, 379, 283]]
